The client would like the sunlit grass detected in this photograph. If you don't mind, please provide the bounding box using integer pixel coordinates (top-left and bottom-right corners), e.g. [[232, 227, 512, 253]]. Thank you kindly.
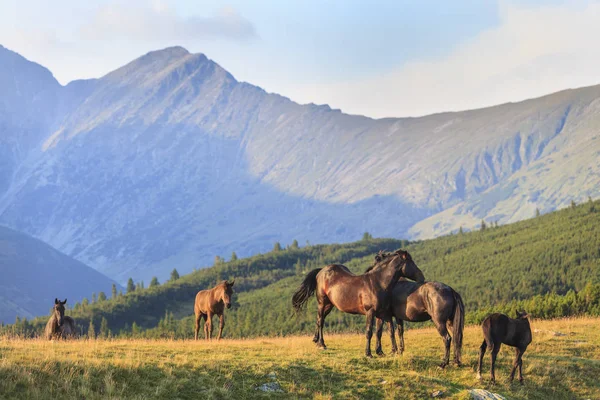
[[1, 317, 599, 399]]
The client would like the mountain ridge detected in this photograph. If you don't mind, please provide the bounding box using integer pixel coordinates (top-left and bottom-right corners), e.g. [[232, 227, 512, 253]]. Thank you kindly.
[[1, 45, 599, 282]]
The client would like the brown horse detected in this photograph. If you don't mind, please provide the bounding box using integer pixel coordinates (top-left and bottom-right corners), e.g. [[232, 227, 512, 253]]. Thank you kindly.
[[377, 279, 464, 367], [292, 250, 425, 357], [44, 298, 76, 340], [194, 280, 235, 340], [477, 311, 532, 383]]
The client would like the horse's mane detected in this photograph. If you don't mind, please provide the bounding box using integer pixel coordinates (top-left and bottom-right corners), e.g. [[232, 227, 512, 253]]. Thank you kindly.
[[365, 249, 408, 273]]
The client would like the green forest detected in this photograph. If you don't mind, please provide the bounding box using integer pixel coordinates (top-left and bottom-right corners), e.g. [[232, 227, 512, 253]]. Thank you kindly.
[[4, 198, 600, 339]]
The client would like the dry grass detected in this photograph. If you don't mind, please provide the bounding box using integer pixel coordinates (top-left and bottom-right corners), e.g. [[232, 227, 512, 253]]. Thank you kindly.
[[1, 317, 599, 399]]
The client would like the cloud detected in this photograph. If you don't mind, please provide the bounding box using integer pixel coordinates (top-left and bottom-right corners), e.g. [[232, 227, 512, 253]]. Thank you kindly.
[[81, 2, 256, 42], [281, 1, 600, 118]]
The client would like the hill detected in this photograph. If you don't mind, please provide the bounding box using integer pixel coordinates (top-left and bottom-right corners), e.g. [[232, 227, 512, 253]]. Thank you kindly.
[[6, 199, 600, 338], [1, 318, 599, 399], [0, 225, 120, 324], [1, 45, 600, 282]]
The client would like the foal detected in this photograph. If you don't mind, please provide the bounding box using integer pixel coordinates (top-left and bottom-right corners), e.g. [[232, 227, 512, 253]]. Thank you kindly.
[[194, 280, 234, 340], [44, 298, 76, 340], [477, 311, 532, 383]]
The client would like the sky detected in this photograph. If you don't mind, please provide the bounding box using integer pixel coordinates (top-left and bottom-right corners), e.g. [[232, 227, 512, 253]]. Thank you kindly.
[[1, 0, 600, 118]]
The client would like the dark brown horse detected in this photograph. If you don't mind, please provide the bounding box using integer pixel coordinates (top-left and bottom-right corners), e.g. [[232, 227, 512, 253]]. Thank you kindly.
[[477, 311, 532, 383], [44, 298, 76, 340], [292, 250, 425, 357], [377, 279, 464, 367], [194, 280, 235, 340]]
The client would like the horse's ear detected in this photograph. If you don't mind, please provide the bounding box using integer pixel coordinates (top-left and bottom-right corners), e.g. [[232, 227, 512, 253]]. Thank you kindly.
[[229, 280, 234, 287], [55, 298, 59, 305], [375, 255, 382, 262], [515, 310, 521, 318], [62, 299, 67, 304]]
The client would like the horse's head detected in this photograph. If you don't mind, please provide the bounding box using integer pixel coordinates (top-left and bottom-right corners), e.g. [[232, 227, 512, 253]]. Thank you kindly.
[[372, 250, 425, 283], [53, 298, 67, 327], [516, 310, 529, 320], [218, 280, 235, 309]]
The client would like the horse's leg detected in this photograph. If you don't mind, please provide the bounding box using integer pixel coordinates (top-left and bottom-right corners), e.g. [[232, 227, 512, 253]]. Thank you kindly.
[[217, 314, 225, 340], [375, 318, 385, 356], [477, 340, 487, 380], [434, 319, 451, 369], [316, 301, 333, 349], [365, 309, 375, 358], [389, 319, 398, 355], [490, 342, 501, 383], [396, 318, 405, 355], [206, 312, 213, 340], [509, 347, 522, 383], [518, 347, 526, 383], [194, 314, 201, 341]]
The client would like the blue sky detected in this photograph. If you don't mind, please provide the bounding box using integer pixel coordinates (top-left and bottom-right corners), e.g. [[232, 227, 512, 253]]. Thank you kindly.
[[1, 0, 599, 117]]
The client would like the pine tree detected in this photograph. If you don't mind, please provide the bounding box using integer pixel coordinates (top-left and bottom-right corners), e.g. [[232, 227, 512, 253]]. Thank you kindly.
[[111, 284, 117, 299], [97, 292, 107, 302], [480, 220, 487, 231], [459, 226, 464, 234], [88, 319, 96, 339], [99, 317, 110, 338], [170, 268, 180, 282], [81, 298, 89, 306], [149, 277, 160, 287], [536, 208, 541, 217], [231, 251, 238, 261], [214, 256, 223, 265], [571, 200, 577, 209], [131, 322, 141, 337], [362, 232, 373, 241], [273, 242, 282, 252], [126, 278, 135, 293], [91, 293, 96, 303]]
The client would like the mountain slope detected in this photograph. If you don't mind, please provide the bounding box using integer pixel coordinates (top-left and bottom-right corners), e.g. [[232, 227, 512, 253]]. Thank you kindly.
[[0, 45, 599, 282], [12, 199, 600, 338], [0, 225, 120, 323]]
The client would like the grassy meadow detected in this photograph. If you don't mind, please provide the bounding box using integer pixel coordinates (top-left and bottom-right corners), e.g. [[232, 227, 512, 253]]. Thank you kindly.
[[1, 318, 599, 399]]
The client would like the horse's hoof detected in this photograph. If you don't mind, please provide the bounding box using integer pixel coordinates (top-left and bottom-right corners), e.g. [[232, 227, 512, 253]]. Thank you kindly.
[[438, 363, 448, 369], [476, 373, 482, 380], [312, 337, 319, 343], [316, 344, 327, 350], [454, 361, 463, 367], [376, 351, 385, 357], [366, 353, 373, 358], [519, 380, 524, 385]]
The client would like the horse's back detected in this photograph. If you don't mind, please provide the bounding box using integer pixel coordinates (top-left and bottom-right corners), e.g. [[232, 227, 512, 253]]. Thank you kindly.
[[61, 317, 77, 338]]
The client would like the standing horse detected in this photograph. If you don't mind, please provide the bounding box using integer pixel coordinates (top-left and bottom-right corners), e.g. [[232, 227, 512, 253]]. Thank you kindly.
[[477, 311, 532, 383], [44, 298, 76, 340], [377, 279, 464, 367], [194, 280, 235, 340], [292, 250, 425, 357]]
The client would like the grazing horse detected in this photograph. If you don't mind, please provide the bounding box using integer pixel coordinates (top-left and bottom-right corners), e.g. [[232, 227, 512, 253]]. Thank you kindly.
[[194, 280, 235, 340], [292, 250, 425, 357], [477, 311, 532, 383], [376, 279, 464, 367], [44, 298, 76, 340]]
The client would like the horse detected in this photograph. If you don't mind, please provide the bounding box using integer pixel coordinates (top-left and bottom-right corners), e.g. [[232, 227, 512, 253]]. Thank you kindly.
[[194, 280, 235, 340], [376, 279, 464, 367], [44, 298, 77, 340], [292, 250, 425, 357], [477, 311, 532, 383]]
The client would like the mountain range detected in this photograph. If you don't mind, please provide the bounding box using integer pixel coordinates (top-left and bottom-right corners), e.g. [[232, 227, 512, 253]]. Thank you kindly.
[[1, 44, 599, 283]]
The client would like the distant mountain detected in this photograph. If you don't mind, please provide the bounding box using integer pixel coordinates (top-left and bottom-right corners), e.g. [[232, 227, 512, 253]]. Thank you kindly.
[[0, 44, 599, 283], [0, 225, 119, 323]]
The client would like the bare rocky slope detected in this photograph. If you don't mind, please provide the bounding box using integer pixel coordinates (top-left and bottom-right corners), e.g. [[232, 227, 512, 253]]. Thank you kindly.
[[1, 44, 599, 283]]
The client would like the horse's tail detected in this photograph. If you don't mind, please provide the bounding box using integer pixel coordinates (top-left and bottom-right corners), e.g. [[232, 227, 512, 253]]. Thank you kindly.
[[292, 268, 322, 313], [451, 289, 465, 364]]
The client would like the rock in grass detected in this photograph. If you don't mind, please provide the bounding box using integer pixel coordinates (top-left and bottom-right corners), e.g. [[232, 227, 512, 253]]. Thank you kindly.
[[432, 389, 444, 397], [469, 389, 506, 400], [257, 382, 284, 393]]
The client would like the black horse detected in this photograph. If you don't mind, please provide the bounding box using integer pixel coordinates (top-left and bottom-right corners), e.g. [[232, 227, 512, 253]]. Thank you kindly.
[[292, 250, 425, 357], [477, 311, 532, 383], [376, 279, 464, 367]]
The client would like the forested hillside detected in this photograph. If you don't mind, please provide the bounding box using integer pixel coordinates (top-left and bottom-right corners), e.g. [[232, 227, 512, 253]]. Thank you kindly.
[[5, 199, 600, 338]]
